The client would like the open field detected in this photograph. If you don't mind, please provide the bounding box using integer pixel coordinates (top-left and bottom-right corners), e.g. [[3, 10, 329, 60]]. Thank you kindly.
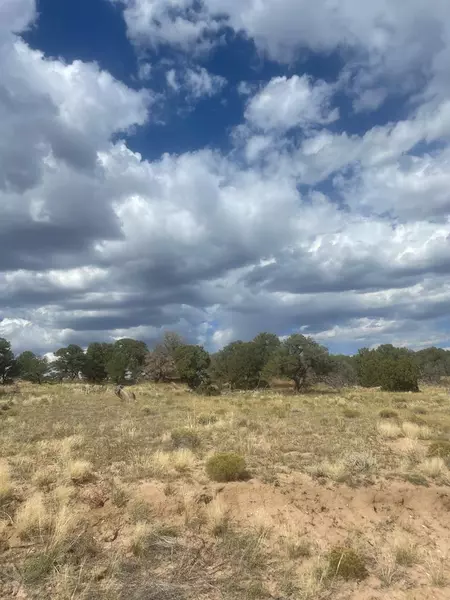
[[1, 383, 450, 599]]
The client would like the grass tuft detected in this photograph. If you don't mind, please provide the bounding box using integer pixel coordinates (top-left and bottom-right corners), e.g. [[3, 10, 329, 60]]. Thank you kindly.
[[377, 421, 402, 439], [326, 546, 368, 581], [379, 409, 398, 419], [67, 460, 95, 484]]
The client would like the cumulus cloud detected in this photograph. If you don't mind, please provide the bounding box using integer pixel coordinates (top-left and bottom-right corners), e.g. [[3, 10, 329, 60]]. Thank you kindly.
[[166, 66, 226, 100], [113, 0, 220, 51], [245, 75, 338, 132], [117, 0, 450, 109], [3, 0, 450, 356]]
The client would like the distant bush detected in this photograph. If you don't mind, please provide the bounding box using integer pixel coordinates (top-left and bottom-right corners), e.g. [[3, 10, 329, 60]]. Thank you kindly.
[[379, 409, 398, 419], [342, 408, 360, 419], [380, 355, 420, 392], [171, 428, 201, 450], [197, 414, 218, 425], [326, 546, 368, 581], [206, 453, 248, 482], [356, 345, 419, 392], [195, 382, 221, 396]]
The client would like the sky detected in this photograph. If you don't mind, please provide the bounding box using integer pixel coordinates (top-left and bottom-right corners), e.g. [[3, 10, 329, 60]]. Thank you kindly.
[[2, 0, 450, 356]]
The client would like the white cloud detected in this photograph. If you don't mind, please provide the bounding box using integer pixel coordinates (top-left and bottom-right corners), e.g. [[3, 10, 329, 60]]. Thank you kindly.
[[353, 88, 388, 113], [338, 147, 450, 220], [114, 0, 219, 51], [4, 0, 450, 356], [0, 0, 36, 34], [0, 318, 73, 355], [117, 0, 450, 110], [166, 66, 226, 100], [245, 75, 338, 132]]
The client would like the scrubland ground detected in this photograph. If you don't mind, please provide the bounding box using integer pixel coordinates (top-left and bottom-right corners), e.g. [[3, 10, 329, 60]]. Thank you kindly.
[[1, 382, 450, 599]]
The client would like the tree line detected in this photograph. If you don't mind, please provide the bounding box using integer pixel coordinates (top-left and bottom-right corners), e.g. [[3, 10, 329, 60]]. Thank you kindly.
[[1, 332, 450, 393]]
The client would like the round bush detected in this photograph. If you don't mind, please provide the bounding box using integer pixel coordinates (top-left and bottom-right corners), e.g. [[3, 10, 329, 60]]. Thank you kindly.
[[206, 452, 248, 482], [326, 546, 368, 581], [379, 409, 398, 419], [171, 428, 201, 449]]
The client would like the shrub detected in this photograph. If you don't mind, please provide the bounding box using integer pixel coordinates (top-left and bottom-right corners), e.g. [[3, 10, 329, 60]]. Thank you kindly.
[[171, 428, 201, 449], [380, 356, 420, 392], [407, 414, 427, 425], [173, 344, 210, 390], [195, 382, 221, 396], [23, 552, 56, 584], [379, 409, 398, 419], [356, 346, 419, 391], [206, 453, 248, 482], [197, 414, 218, 425], [342, 408, 360, 419], [326, 546, 368, 581]]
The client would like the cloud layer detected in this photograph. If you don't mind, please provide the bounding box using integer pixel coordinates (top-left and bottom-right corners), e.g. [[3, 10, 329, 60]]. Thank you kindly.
[[2, 0, 450, 355]]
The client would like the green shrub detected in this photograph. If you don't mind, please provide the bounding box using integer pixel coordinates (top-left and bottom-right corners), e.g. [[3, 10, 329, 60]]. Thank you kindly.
[[380, 357, 420, 392], [23, 552, 56, 584], [171, 428, 201, 449], [197, 414, 218, 425], [342, 408, 360, 419], [356, 346, 419, 392], [206, 453, 248, 482], [379, 409, 398, 419], [326, 546, 368, 581]]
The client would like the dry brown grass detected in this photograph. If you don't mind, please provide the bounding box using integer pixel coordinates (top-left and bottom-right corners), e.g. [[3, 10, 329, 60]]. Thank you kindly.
[[67, 460, 94, 484], [377, 421, 403, 439], [402, 421, 433, 440], [15, 492, 51, 540], [0, 381, 449, 599], [419, 457, 448, 479], [0, 461, 12, 503]]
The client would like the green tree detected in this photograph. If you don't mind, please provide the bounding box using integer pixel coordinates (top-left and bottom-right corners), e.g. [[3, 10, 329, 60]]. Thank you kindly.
[[251, 332, 281, 386], [211, 333, 280, 390], [326, 354, 358, 388], [211, 341, 261, 390], [264, 334, 332, 391], [356, 345, 419, 392], [355, 348, 381, 388], [16, 351, 48, 384], [173, 344, 211, 390], [54, 344, 86, 381], [83, 343, 113, 383], [415, 347, 450, 383], [380, 354, 420, 392], [106, 338, 148, 383], [0, 338, 17, 384]]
